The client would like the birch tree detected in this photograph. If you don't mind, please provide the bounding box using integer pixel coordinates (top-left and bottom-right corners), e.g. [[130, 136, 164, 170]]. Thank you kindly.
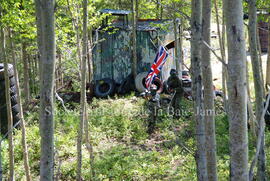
[[1, 25, 14, 181], [248, 0, 266, 179], [224, 0, 249, 180], [77, 0, 88, 179], [191, 0, 208, 180], [266, 20, 270, 91], [22, 42, 30, 105], [201, 0, 217, 180], [173, 15, 181, 75], [8, 29, 32, 181], [35, 0, 56, 180]]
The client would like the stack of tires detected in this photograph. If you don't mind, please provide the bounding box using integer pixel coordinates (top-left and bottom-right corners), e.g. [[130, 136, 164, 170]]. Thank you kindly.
[[0, 63, 20, 134], [93, 72, 163, 98]]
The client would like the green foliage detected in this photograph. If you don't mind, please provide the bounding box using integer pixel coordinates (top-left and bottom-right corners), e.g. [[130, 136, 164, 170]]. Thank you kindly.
[[89, 97, 148, 141], [215, 113, 230, 156], [1, 96, 270, 180]]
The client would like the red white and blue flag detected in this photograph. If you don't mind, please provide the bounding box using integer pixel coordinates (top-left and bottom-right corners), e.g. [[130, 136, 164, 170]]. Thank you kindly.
[[145, 46, 168, 89]]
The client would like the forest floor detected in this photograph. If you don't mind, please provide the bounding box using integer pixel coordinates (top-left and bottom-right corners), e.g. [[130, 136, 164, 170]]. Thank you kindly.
[[1, 23, 269, 181], [1, 94, 270, 180]]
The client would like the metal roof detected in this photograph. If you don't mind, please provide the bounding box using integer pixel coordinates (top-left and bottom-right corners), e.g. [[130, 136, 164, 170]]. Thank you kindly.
[[100, 19, 172, 31], [137, 19, 172, 31], [100, 9, 131, 15]]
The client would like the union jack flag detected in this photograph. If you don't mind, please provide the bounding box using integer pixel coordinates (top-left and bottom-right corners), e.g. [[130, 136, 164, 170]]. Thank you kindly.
[[145, 46, 169, 89]]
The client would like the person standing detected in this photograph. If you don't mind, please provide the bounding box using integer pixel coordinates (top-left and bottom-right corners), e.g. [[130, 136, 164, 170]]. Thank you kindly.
[[167, 69, 184, 118]]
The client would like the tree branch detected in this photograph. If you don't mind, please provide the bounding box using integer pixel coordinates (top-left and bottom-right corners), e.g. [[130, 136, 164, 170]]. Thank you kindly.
[[202, 40, 228, 67], [249, 91, 270, 181]]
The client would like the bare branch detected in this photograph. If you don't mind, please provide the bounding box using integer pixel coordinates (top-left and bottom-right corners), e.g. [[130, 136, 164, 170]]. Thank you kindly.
[[202, 40, 228, 67], [55, 92, 68, 112], [249, 91, 270, 181]]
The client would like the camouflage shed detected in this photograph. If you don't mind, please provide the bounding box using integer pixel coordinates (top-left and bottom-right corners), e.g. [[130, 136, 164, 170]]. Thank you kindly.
[[92, 9, 176, 84]]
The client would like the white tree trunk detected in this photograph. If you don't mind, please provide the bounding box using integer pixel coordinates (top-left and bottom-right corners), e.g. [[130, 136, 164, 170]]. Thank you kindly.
[[35, 0, 43, 81], [246, 61, 257, 137], [256, 28, 265, 95], [77, 0, 88, 180], [224, 0, 249, 180], [35, 0, 56, 180], [85, 14, 95, 180], [179, 23, 184, 69], [22, 42, 30, 105], [248, 0, 266, 179], [173, 16, 181, 75], [191, 0, 208, 180], [8, 29, 32, 181], [266, 20, 270, 91], [202, 0, 218, 180], [1, 25, 15, 181]]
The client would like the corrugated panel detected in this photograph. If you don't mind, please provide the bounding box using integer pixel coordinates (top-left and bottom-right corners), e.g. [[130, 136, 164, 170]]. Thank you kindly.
[[102, 32, 113, 79], [112, 30, 131, 83], [93, 30, 132, 83], [93, 33, 102, 81], [93, 26, 176, 83]]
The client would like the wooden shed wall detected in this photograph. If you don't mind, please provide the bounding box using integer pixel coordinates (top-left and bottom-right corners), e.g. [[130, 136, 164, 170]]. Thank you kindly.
[[92, 28, 174, 83], [93, 30, 131, 83]]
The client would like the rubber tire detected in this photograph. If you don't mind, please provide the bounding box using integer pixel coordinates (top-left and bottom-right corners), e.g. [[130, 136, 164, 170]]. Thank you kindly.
[[0, 94, 17, 106], [118, 74, 135, 95], [0, 77, 15, 96], [0, 85, 17, 98], [94, 78, 116, 98], [0, 104, 20, 115], [0, 63, 14, 81], [0, 75, 15, 88], [0, 76, 16, 91], [135, 72, 163, 93], [0, 104, 20, 134], [9, 76, 16, 87], [10, 94, 18, 105], [11, 104, 20, 115], [135, 72, 148, 93], [0, 85, 17, 107]]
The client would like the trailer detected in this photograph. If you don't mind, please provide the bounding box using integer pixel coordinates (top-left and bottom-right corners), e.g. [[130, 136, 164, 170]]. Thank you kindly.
[[92, 9, 177, 85]]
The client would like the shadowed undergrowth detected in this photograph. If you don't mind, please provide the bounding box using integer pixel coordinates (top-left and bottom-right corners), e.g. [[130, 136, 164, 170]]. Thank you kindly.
[[1, 95, 269, 180]]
